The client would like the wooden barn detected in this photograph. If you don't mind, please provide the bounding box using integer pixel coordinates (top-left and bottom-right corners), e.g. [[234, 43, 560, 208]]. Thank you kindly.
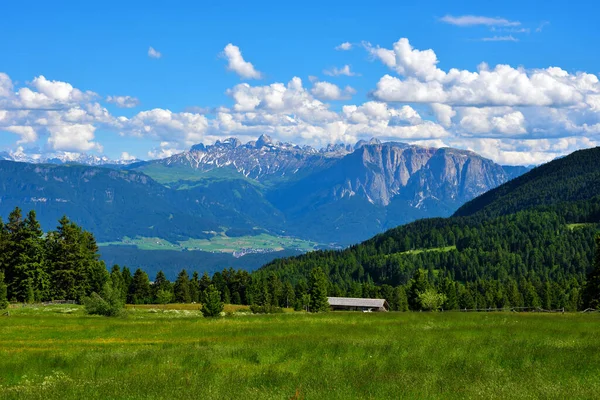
[[327, 297, 390, 312]]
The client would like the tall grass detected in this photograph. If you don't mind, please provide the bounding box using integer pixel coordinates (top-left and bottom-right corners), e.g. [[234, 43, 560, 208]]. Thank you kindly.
[[1, 307, 599, 399]]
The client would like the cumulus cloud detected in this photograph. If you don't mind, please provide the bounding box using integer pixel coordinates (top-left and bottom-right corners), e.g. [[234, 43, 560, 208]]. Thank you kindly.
[[324, 65, 359, 77], [440, 15, 520, 27], [335, 42, 353, 51], [370, 38, 598, 108], [2, 35, 599, 166], [311, 82, 356, 100], [148, 47, 162, 59], [222, 44, 262, 80], [106, 95, 140, 108]]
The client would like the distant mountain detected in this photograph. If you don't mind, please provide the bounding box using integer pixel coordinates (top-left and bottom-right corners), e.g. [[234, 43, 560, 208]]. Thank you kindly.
[[255, 146, 600, 307], [0, 136, 532, 273], [131, 134, 352, 184], [0, 150, 140, 166]]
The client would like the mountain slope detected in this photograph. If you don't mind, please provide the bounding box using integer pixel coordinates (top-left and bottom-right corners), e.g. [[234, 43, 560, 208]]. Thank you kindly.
[[256, 146, 600, 296], [454, 147, 600, 218]]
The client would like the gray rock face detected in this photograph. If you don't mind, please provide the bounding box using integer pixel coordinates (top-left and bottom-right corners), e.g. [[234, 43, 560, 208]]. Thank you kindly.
[[314, 144, 520, 207]]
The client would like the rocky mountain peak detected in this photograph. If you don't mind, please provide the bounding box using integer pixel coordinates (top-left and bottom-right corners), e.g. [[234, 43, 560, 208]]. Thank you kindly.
[[255, 134, 273, 148]]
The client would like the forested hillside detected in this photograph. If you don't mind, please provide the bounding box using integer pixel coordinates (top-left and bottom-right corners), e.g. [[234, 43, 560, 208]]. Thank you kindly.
[[254, 147, 600, 311], [454, 147, 600, 218]]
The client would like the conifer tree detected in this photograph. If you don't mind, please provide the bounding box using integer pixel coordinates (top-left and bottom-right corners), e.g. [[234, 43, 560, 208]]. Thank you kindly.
[[174, 269, 191, 303], [308, 267, 329, 312], [583, 235, 600, 309], [394, 286, 409, 311], [130, 269, 151, 304], [152, 270, 171, 302], [0, 271, 8, 310], [198, 272, 211, 303], [121, 266, 133, 303], [282, 282, 296, 308], [190, 271, 200, 303], [201, 285, 223, 317]]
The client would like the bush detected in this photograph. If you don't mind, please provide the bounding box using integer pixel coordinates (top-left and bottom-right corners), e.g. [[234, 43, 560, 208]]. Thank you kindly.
[[83, 282, 124, 317], [249, 304, 284, 314]]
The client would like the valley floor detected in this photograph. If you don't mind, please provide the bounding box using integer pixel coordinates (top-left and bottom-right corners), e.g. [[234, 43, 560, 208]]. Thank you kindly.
[[1, 306, 599, 399]]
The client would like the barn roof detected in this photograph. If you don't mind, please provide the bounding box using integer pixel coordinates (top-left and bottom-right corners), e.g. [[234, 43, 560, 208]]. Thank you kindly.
[[327, 297, 388, 308]]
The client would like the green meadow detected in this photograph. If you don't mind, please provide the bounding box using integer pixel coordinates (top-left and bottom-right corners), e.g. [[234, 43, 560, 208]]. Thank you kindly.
[[99, 233, 319, 253], [1, 306, 600, 399]]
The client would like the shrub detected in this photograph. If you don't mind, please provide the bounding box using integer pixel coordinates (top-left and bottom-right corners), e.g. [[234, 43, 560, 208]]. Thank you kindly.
[[83, 282, 124, 317]]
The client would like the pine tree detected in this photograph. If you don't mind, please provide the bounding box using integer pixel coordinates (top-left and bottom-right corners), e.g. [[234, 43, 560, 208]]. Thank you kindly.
[[121, 267, 133, 303], [130, 269, 151, 304], [267, 272, 282, 307], [0, 271, 8, 310], [201, 285, 223, 317], [46, 216, 106, 301], [198, 272, 212, 303], [152, 270, 172, 302], [173, 269, 191, 303], [282, 282, 296, 308], [394, 286, 409, 311], [407, 269, 429, 310], [190, 271, 200, 303], [308, 267, 329, 312], [583, 235, 600, 309]]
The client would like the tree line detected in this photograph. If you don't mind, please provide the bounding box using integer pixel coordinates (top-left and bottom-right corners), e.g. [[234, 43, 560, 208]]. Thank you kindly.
[[1, 206, 600, 313]]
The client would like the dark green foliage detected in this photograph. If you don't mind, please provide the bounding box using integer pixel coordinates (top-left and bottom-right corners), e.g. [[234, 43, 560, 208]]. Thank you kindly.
[[308, 267, 329, 312], [130, 269, 151, 304], [455, 147, 600, 218], [152, 270, 172, 303], [0, 208, 107, 303], [190, 272, 200, 303], [583, 235, 600, 309], [201, 285, 224, 317], [0, 272, 8, 310], [83, 280, 125, 317], [46, 216, 108, 301], [174, 270, 191, 303]]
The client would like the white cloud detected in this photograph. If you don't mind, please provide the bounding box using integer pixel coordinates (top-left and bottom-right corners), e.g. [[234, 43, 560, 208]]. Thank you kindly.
[[106, 95, 140, 108], [47, 124, 101, 152], [148, 47, 162, 59], [222, 44, 262, 80], [118, 108, 210, 147], [311, 82, 356, 101], [480, 35, 519, 42], [370, 38, 598, 108], [440, 15, 520, 27], [324, 65, 359, 77], [4, 126, 38, 144], [120, 151, 137, 161], [335, 42, 353, 51], [0, 73, 13, 98], [430, 103, 456, 128]]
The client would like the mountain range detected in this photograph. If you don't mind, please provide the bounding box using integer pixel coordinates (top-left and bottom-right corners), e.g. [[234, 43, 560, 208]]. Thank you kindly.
[[0, 135, 530, 274], [256, 146, 600, 306]]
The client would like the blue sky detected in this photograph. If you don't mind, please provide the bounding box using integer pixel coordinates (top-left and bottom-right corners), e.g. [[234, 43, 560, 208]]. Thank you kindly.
[[1, 0, 599, 164]]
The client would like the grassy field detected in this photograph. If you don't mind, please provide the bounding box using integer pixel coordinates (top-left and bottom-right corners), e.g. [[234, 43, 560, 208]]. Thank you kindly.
[[1, 306, 599, 399], [99, 233, 320, 253]]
